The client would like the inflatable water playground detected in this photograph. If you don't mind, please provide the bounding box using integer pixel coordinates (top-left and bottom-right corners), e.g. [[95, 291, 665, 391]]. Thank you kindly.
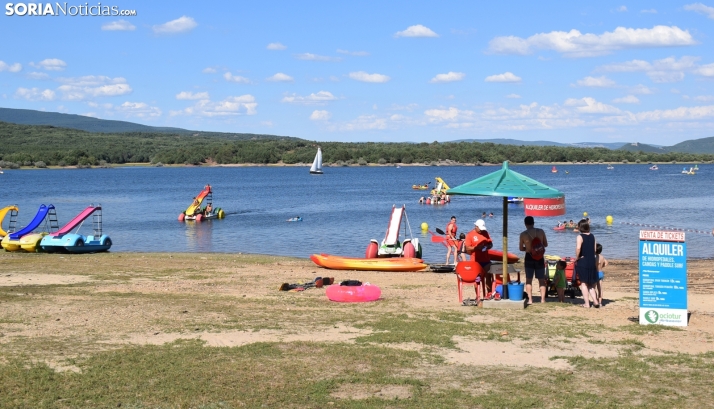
[[418, 177, 452, 205], [178, 184, 225, 222]]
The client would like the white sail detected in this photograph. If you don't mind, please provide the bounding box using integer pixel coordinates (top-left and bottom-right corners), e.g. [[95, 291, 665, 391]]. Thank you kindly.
[[310, 148, 323, 174]]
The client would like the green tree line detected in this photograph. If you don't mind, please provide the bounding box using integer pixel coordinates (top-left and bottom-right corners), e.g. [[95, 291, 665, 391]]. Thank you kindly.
[[1, 121, 712, 166]]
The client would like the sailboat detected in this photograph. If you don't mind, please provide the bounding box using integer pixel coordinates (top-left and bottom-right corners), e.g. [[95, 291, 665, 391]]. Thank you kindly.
[[551, 166, 558, 173], [309, 147, 323, 175], [607, 164, 614, 170]]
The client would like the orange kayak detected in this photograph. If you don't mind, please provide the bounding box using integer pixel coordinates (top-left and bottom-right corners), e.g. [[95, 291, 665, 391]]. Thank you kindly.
[[310, 254, 428, 272], [487, 249, 520, 264]]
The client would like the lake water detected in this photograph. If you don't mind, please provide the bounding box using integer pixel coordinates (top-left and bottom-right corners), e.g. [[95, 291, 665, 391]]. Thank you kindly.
[[1, 164, 712, 262]]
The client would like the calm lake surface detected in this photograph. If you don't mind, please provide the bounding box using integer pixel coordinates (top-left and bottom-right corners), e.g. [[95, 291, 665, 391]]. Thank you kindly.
[[1, 164, 712, 262]]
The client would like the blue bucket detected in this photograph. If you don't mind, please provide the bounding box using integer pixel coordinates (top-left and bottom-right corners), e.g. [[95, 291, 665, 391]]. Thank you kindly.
[[508, 282, 525, 301], [495, 284, 503, 297]]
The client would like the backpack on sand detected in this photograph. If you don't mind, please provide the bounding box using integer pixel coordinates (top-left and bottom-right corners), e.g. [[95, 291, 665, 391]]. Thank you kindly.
[[529, 230, 545, 260]]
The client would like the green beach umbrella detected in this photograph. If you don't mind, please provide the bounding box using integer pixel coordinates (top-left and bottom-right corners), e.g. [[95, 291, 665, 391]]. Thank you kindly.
[[447, 161, 564, 298]]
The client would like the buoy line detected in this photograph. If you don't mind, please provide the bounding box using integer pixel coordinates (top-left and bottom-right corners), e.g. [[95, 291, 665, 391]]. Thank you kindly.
[[619, 222, 713, 235]]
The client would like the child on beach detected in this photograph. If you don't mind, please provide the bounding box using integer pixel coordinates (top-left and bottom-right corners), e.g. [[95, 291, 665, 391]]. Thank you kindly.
[[596, 243, 608, 306], [456, 233, 467, 262], [553, 260, 567, 302]]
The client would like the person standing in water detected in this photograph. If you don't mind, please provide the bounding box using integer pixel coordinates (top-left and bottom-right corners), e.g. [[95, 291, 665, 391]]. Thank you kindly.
[[445, 216, 458, 264]]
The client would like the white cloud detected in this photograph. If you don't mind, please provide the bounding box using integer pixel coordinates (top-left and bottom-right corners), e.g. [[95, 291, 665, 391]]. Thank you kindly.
[[488, 25, 696, 57], [648, 71, 685, 83], [152, 16, 197, 34], [267, 42, 287, 50], [574, 76, 617, 87], [630, 84, 656, 94], [636, 105, 714, 121], [224, 72, 251, 83], [336, 49, 369, 56], [334, 115, 389, 131], [202, 67, 217, 74], [424, 107, 475, 123], [282, 91, 336, 104], [26, 72, 49, 80], [101, 20, 135, 31], [0, 60, 22, 72], [31, 58, 66, 71], [685, 3, 714, 19], [694, 63, 714, 76], [617, 5, 628, 12], [170, 95, 257, 117], [56, 76, 132, 100], [116, 101, 162, 117], [612, 95, 640, 104], [266, 73, 294, 82], [694, 95, 714, 102], [310, 110, 332, 120], [506, 93, 522, 99], [395, 24, 439, 38], [564, 97, 621, 114], [294, 53, 340, 62], [348, 71, 390, 83], [641, 9, 657, 13], [176, 91, 209, 100], [430, 72, 465, 83], [14, 87, 55, 101], [485, 72, 522, 83], [598, 56, 698, 83]]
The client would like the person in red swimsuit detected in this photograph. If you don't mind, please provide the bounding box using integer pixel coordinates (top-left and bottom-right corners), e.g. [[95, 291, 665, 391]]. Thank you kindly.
[[445, 216, 458, 264]]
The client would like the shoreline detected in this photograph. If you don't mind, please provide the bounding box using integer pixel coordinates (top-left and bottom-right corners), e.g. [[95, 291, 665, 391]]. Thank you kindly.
[[3, 160, 709, 170]]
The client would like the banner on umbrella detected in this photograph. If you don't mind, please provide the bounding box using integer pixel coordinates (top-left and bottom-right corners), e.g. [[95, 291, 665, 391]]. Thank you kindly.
[[523, 196, 566, 217]]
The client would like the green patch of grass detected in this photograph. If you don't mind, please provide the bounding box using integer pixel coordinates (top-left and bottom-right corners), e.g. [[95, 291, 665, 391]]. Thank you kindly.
[[613, 338, 646, 348]]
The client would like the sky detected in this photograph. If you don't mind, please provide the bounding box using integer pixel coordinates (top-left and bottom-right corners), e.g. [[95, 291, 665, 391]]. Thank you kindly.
[[2, 1, 714, 145]]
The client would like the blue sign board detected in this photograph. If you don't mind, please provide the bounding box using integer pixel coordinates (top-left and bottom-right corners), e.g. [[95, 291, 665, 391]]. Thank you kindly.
[[639, 230, 687, 326]]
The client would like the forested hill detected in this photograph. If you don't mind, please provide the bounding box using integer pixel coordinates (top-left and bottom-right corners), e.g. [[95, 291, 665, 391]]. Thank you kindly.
[[1, 121, 713, 168], [0, 107, 190, 134], [0, 107, 290, 141]]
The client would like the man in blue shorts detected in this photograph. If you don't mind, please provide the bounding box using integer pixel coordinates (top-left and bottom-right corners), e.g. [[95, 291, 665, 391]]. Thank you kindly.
[[519, 216, 548, 304]]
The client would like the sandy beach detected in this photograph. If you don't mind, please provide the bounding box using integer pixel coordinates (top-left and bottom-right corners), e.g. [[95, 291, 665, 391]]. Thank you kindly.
[[1, 251, 713, 407]]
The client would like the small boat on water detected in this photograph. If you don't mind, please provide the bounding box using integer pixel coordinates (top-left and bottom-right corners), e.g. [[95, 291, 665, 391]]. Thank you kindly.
[[682, 167, 696, 175], [178, 185, 225, 222], [0, 167, 3, 174], [507, 197, 524, 203], [694, 164, 700, 170], [286, 216, 303, 222], [551, 166, 558, 173], [310, 147, 323, 175], [412, 183, 430, 190], [366, 204, 421, 259], [607, 164, 614, 170], [650, 165, 659, 170]]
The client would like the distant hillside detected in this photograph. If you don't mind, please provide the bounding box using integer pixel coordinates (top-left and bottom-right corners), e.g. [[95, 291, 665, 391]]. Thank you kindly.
[[452, 138, 626, 149], [618, 142, 667, 153], [0, 107, 295, 141], [669, 136, 714, 154], [0, 107, 190, 134]]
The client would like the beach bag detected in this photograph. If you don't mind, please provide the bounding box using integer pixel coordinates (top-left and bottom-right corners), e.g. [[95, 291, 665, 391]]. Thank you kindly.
[[529, 230, 545, 261]]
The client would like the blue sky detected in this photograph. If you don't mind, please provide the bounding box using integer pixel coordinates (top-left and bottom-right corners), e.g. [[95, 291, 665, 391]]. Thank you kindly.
[[2, 1, 714, 145]]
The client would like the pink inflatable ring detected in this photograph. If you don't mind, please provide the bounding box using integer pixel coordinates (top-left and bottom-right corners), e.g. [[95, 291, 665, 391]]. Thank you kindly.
[[326, 284, 381, 302]]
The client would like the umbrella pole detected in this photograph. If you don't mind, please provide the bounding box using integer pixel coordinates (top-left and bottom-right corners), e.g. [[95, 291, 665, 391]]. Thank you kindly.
[[502, 196, 509, 299]]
